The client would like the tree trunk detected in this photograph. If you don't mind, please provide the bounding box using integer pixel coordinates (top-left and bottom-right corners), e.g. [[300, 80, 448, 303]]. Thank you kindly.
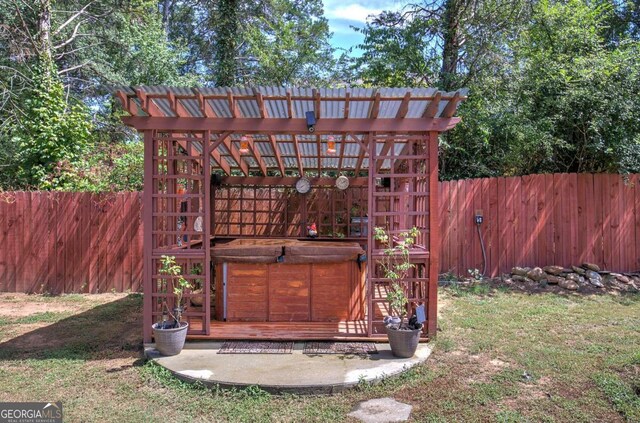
[[439, 0, 461, 91], [37, 0, 53, 75]]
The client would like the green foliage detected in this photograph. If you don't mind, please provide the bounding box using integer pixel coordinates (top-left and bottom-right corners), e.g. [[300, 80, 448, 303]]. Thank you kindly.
[[373, 226, 421, 320], [243, 0, 336, 85], [158, 255, 192, 325], [10, 63, 92, 189], [55, 141, 144, 192], [354, 0, 640, 179]]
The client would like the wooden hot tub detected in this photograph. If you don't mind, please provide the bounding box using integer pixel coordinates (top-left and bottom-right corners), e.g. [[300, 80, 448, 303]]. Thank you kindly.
[[212, 239, 366, 323]]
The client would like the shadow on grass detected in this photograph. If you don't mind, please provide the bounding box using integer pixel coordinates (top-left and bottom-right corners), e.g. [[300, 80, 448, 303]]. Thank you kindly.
[[0, 294, 144, 361]]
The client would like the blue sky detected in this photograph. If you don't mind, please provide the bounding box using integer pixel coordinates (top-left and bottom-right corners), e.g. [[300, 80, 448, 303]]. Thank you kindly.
[[323, 0, 405, 56]]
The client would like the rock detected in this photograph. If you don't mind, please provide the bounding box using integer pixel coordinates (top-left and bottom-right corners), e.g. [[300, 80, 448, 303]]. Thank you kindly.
[[559, 279, 579, 291], [582, 263, 600, 272], [566, 273, 581, 283], [546, 275, 565, 284], [572, 266, 586, 275], [348, 397, 413, 423], [615, 275, 632, 284], [585, 270, 602, 282], [543, 265, 564, 275], [578, 276, 587, 284], [526, 267, 546, 281], [588, 277, 604, 288], [512, 275, 534, 283], [511, 267, 531, 277], [632, 276, 640, 284]]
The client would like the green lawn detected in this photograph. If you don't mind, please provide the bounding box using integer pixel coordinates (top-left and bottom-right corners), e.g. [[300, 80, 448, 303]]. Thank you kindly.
[[0, 288, 638, 422]]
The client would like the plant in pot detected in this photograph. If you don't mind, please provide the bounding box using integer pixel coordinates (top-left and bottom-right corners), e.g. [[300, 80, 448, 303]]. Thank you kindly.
[[152, 255, 192, 356], [373, 226, 423, 358]]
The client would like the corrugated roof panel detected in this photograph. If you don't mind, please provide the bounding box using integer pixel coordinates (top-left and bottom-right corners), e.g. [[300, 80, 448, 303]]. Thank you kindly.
[[344, 143, 361, 157], [263, 157, 278, 168], [255, 142, 272, 156], [210, 98, 232, 117], [283, 157, 298, 168], [223, 156, 237, 167], [278, 142, 295, 156], [180, 98, 202, 117], [342, 158, 357, 168], [299, 142, 317, 156], [237, 99, 261, 118], [303, 157, 318, 169]]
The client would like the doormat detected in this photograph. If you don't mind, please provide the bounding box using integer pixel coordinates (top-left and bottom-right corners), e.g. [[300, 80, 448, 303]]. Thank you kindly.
[[218, 341, 294, 354], [303, 342, 378, 355]]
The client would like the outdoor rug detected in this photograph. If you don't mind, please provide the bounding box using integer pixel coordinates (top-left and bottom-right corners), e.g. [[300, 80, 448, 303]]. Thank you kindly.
[[303, 341, 378, 355], [218, 341, 294, 354]]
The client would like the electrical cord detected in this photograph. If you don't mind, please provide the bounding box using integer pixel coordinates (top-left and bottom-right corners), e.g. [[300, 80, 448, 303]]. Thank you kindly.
[[476, 222, 487, 277]]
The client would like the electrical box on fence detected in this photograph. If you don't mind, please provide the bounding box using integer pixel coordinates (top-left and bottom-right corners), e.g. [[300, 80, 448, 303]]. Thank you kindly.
[[474, 209, 484, 225]]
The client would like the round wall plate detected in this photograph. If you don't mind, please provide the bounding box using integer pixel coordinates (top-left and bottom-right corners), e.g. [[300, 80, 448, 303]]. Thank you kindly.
[[335, 175, 349, 190], [295, 177, 311, 194]]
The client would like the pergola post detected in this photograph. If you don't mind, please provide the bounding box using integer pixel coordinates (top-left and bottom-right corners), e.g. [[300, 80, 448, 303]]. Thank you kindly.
[[427, 131, 439, 336], [143, 130, 154, 343]]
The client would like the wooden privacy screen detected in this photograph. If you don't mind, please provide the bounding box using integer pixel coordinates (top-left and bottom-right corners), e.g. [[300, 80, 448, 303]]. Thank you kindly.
[[439, 173, 640, 277], [212, 186, 368, 238], [1, 173, 639, 294]]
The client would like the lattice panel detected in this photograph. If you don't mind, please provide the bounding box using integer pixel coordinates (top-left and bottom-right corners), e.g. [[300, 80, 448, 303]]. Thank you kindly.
[[150, 256, 208, 334], [152, 133, 206, 250], [367, 133, 432, 337], [211, 186, 368, 238]]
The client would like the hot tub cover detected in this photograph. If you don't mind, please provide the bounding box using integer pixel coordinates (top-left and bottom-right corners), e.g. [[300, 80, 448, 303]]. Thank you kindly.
[[211, 239, 364, 263]]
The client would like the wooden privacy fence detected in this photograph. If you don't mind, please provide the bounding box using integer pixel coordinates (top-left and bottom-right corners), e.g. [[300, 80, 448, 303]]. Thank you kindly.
[[440, 173, 640, 277], [0, 192, 143, 293], [1, 173, 638, 293]]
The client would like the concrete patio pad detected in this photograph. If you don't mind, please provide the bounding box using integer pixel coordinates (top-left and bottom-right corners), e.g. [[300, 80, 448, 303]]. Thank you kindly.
[[144, 342, 432, 394]]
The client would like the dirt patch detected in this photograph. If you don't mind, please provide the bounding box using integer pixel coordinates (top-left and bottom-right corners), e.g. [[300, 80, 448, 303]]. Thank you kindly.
[[0, 303, 76, 318]]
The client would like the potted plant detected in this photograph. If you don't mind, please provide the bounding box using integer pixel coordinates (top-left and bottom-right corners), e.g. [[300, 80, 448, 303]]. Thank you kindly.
[[373, 226, 423, 358], [152, 255, 192, 356]]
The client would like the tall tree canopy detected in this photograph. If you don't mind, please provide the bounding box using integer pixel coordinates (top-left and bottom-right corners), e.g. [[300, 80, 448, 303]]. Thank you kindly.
[[1, 0, 639, 189], [354, 0, 640, 178]]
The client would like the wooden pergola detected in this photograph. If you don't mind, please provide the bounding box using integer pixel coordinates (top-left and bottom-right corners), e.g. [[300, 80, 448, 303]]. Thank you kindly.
[[116, 86, 466, 343]]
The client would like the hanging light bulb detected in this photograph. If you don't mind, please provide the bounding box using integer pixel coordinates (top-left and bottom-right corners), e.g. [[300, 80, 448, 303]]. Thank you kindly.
[[239, 135, 250, 154], [326, 135, 337, 155]]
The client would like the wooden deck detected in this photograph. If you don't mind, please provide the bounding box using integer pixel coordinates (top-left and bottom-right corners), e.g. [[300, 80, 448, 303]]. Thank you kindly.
[[187, 320, 385, 342]]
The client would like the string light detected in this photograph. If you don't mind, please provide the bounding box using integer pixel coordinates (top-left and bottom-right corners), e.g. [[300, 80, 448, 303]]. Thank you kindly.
[[326, 135, 337, 155], [239, 135, 250, 154]]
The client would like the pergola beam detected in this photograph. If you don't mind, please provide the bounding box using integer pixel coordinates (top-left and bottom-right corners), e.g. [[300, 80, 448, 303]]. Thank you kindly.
[[337, 135, 346, 173], [222, 176, 368, 186], [396, 92, 411, 118], [222, 138, 249, 176], [441, 92, 461, 118], [422, 92, 442, 118], [122, 117, 461, 132], [268, 135, 285, 176], [244, 135, 267, 176], [292, 134, 304, 175]]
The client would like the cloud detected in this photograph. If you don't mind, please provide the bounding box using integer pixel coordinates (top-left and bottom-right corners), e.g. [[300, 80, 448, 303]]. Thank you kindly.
[[325, 4, 383, 23], [323, 0, 403, 23]]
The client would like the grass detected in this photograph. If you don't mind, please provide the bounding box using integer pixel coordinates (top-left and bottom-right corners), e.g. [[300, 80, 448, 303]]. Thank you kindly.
[[0, 288, 638, 422]]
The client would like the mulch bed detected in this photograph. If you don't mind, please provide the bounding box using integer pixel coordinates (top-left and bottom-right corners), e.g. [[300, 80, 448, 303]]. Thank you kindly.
[[303, 341, 378, 355], [218, 341, 294, 354]]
